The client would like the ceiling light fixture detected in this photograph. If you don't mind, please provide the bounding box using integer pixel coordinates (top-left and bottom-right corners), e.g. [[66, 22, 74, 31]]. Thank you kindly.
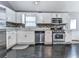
[[33, 1, 40, 5]]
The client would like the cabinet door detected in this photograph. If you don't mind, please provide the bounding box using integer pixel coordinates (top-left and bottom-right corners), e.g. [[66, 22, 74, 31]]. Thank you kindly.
[[17, 31, 25, 43], [25, 31, 35, 44], [6, 31, 16, 49], [12, 10, 15, 23], [6, 32, 12, 49], [37, 13, 43, 23], [17, 31, 35, 44], [52, 13, 57, 18], [6, 7, 15, 22], [62, 13, 69, 23], [52, 13, 62, 18], [0, 12, 6, 20], [16, 12, 22, 23], [11, 31, 16, 46], [0, 5, 6, 20], [37, 13, 52, 23], [45, 31, 52, 44]]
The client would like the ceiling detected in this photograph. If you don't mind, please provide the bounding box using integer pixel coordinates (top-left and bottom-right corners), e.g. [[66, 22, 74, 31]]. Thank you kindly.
[[5, 1, 79, 12]]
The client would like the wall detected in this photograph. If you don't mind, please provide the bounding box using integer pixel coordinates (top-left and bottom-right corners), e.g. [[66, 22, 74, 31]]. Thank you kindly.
[[0, 0, 79, 42], [16, 12, 79, 39], [24, 12, 79, 42], [69, 13, 79, 41]]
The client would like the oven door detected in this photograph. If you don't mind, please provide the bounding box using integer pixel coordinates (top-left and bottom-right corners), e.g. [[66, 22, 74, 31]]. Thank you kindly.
[[53, 33, 65, 41]]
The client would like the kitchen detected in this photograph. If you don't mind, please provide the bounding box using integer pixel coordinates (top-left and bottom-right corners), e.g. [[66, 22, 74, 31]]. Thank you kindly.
[[0, 1, 79, 58]]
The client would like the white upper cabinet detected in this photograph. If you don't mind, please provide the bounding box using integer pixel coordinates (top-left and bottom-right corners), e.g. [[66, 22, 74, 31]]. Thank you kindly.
[[37, 13, 69, 23], [16, 12, 27, 23], [16, 12, 69, 24], [0, 9, 6, 20], [52, 13, 63, 18], [16, 12, 22, 23], [62, 13, 69, 23], [16, 12, 37, 24], [6, 7, 16, 23], [37, 13, 52, 23], [52, 13, 69, 23], [0, 5, 6, 20]]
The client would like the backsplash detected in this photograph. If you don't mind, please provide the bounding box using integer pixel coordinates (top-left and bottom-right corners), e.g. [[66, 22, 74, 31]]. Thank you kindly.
[[37, 24, 54, 28], [6, 22, 25, 27]]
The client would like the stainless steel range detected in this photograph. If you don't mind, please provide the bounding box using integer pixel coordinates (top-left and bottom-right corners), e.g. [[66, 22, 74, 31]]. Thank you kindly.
[[51, 18, 66, 42], [53, 32, 65, 42]]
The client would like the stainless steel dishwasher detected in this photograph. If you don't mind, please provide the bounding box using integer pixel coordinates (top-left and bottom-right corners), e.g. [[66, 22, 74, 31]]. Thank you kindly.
[[35, 31, 45, 44]]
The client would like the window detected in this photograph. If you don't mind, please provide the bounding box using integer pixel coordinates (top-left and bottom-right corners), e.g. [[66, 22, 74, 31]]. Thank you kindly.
[[25, 16, 36, 27], [70, 19, 76, 30]]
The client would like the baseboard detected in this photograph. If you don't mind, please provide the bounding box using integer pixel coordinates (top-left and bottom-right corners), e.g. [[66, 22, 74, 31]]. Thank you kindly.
[[35, 43, 44, 45]]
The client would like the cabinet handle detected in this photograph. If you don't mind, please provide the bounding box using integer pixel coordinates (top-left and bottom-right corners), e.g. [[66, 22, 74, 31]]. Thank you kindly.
[[8, 36, 11, 39], [25, 35, 27, 37]]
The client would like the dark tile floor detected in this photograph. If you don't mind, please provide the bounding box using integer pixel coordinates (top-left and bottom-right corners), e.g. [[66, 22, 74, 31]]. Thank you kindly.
[[3, 44, 79, 58]]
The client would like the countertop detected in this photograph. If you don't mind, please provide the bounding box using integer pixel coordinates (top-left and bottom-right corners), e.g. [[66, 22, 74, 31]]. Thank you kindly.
[[6, 27, 50, 31], [5, 27, 70, 32]]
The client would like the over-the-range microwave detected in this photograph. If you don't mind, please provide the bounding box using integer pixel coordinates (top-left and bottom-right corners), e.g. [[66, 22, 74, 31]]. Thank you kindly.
[[52, 18, 62, 23]]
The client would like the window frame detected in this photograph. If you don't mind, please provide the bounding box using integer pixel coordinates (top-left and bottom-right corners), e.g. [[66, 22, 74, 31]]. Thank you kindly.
[[70, 19, 77, 30], [25, 15, 37, 27]]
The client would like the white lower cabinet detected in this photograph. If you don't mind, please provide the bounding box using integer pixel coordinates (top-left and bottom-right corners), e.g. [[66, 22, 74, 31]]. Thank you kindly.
[[45, 31, 52, 44], [6, 31, 16, 49], [17, 31, 25, 43], [25, 31, 35, 44], [17, 30, 35, 44]]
